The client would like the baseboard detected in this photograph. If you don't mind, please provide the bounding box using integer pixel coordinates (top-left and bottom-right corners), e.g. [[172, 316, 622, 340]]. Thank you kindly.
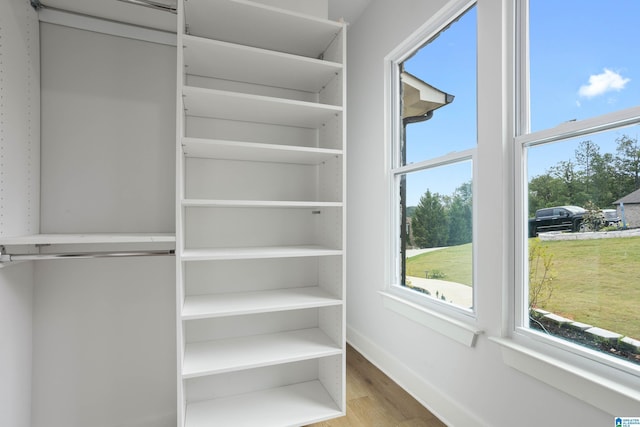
[[346, 325, 487, 427]]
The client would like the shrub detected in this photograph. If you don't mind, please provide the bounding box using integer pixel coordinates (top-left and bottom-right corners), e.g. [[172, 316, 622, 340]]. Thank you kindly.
[[427, 269, 446, 279], [529, 238, 556, 310], [580, 201, 603, 232]]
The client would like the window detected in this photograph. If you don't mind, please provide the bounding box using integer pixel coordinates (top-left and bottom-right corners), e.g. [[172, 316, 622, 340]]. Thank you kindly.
[[517, 0, 640, 372], [390, 4, 477, 313]]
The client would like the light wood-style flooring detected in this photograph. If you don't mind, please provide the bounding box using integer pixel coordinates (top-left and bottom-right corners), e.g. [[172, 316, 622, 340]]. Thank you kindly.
[[307, 345, 446, 427]]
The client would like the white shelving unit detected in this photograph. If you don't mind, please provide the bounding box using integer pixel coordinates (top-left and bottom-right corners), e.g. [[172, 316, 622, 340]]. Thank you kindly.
[[176, 0, 346, 425]]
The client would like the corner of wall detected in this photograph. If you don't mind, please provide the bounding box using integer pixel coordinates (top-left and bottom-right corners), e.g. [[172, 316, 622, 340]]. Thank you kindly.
[[347, 325, 488, 427]]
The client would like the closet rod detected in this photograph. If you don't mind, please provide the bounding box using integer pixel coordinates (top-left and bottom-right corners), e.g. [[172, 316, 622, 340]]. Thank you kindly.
[[0, 249, 175, 262]]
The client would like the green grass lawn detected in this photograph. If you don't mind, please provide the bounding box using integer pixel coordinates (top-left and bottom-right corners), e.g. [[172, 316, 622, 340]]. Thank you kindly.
[[406, 237, 640, 339], [406, 244, 473, 286]]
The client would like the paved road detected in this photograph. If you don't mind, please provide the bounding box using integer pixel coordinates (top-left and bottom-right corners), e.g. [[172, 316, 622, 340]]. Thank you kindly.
[[406, 275, 473, 309], [405, 247, 445, 257]]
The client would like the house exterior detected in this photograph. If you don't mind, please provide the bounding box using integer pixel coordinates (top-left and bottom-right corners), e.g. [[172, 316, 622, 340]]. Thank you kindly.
[[614, 188, 640, 228]]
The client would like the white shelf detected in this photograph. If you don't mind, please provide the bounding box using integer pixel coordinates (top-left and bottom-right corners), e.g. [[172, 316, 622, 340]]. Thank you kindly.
[[0, 233, 176, 246], [182, 86, 342, 128], [182, 199, 342, 209], [182, 287, 342, 320], [182, 137, 341, 164], [183, 328, 341, 378], [185, 380, 342, 427], [181, 245, 342, 261], [184, 0, 343, 58], [183, 35, 342, 93]]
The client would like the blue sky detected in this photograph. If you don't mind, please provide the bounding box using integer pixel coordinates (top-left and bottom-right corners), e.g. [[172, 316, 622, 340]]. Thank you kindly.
[[402, 1, 640, 206]]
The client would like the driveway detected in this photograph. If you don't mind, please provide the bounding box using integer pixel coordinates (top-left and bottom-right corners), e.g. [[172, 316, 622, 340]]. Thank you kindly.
[[406, 275, 473, 309]]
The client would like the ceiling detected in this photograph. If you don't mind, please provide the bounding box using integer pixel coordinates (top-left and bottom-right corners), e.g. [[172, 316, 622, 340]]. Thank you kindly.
[[327, 0, 371, 23], [37, 0, 371, 33]]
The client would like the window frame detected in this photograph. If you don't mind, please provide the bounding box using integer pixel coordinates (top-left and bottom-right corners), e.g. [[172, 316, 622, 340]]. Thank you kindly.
[[382, 0, 482, 346], [512, 0, 640, 383]]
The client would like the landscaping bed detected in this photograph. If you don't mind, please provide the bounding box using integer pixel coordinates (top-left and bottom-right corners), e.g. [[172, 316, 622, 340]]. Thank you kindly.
[[530, 309, 640, 366]]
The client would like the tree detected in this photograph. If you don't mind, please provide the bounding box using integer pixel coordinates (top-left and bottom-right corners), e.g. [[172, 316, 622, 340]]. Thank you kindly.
[[528, 174, 567, 216], [549, 160, 583, 205], [527, 134, 640, 215], [589, 152, 618, 207], [447, 182, 472, 245], [412, 190, 448, 248], [615, 134, 640, 195], [574, 140, 600, 199]]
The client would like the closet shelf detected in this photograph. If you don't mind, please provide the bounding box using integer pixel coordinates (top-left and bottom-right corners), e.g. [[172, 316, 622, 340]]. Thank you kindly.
[[182, 328, 341, 378], [183, 35, 342, 93], [184, 0, 342, 58], [182, 137, 342, 164], [182, 86, 342, 128], [181, 245, 342, 261], [182, 286, 342, 320], [182, 199, 342, 208], [185, 380, 342, 427], [0, 233, 176, 246]]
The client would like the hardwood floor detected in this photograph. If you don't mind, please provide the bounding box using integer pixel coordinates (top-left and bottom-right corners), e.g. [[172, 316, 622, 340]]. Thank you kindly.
[[307, 345, 446, 427]]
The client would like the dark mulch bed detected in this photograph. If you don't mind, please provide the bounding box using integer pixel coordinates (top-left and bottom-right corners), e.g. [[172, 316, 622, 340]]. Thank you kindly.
[[530, 314, 640, 366]]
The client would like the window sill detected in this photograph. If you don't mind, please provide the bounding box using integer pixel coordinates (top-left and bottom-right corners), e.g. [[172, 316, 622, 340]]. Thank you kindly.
[[379, 291, 482, 347], [490, 336, 640, 414]]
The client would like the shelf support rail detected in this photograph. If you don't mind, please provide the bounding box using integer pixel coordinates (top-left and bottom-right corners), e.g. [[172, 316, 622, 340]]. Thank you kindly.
[[0, 248, 175, 263]]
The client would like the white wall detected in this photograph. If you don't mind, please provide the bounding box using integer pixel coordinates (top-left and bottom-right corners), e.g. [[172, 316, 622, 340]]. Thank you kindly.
[[30, 23, 177, 427], [0, 263, 34, 427], [31, 258, 176, 427], [39, 23, 175, 234], [346, 1, 615, 425]]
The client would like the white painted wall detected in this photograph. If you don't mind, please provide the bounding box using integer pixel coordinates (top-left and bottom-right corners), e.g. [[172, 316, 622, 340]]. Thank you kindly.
[[346, 0, 617, 425], [31, 258, 176, 427], [39, 23, 175, 234], [30, 23, 177, 427], [0, 263, 34, 427]]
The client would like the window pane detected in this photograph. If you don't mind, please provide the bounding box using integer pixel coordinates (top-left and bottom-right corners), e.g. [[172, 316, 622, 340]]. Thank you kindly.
[[401, 5, 477, 164], [526, 125, 640, 365], [529, 0, 640, 133], [401, 161, 473, 310]]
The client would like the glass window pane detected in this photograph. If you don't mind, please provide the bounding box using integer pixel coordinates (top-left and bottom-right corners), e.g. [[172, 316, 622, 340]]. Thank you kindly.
[[401, 161, 473, 310], [529, 0, 640, 133], [401, 6, 477, 164], [526, 125, 640, 365]]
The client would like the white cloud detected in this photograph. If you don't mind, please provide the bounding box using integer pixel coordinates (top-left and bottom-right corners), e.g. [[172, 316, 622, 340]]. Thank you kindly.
[[578, 68, 630, 98]]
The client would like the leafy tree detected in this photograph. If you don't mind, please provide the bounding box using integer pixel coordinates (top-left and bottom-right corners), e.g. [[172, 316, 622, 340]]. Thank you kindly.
[[574, 140, 600, 197], [589, 152, 618, 207], [527, 133, 640, 217], [615, 135, 640, 194], [447, 182, 472, 245], [412, 190, 448, 248], [528, 174, 567, 216], [549, 160, 581, 204]]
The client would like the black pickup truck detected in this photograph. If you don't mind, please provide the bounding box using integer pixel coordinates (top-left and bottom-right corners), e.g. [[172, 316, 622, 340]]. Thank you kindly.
[[528, 205, 586, 237]]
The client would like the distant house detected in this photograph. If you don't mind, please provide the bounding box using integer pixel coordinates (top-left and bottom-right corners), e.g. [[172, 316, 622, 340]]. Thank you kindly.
[[613, 188, 640, 228]]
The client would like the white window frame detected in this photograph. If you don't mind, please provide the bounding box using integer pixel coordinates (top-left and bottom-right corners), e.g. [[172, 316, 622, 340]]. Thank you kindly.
[[381, 0, 482, 348], [495, 0, 640, 413]]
